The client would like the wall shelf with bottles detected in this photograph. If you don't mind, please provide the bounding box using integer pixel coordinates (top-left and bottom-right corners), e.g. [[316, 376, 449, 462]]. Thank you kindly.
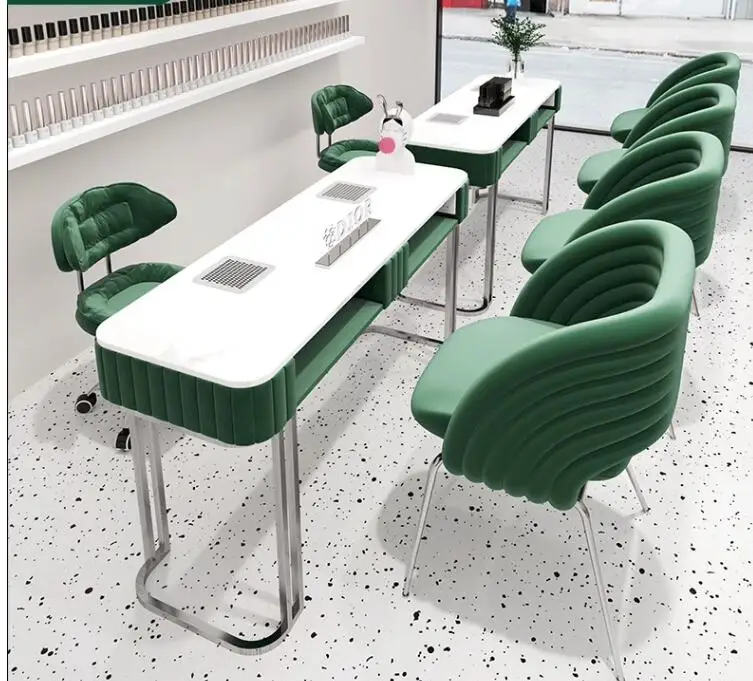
[[8, 0, 351, 78]]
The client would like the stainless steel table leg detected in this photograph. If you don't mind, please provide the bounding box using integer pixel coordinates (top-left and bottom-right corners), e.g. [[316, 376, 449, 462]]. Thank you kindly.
[[490, 115, 555, 215], [398, 182, 499, 317], [444, 223, 459, 337], [128, 414, 304, 654], [458, 180, 498, 315]]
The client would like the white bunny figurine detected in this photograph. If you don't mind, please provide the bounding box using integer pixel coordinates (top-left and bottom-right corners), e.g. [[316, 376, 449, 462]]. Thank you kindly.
[[375, 95, 416, 175]]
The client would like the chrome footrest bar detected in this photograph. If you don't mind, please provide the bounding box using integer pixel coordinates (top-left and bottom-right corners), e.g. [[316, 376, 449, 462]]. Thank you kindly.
[[367, 325, 442, 347], [398, 293, 491, 316]]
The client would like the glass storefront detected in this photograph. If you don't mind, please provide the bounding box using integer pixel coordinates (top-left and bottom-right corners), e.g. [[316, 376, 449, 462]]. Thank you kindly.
[[437, 1, 752, 150]]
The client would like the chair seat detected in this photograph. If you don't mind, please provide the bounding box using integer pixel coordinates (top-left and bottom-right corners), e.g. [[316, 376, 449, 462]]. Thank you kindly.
[[610, 107, 647, 144], [318, 139, 379, 173], [411, 317, 562, 439], [577, 148, 627, 194], [521, 209, 596, 273], [76, 262, 182, 335]]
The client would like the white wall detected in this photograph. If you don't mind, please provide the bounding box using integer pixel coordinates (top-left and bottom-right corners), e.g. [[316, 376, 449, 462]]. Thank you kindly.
[[569, 0, 727, 16], [7, 1, 438, 396]]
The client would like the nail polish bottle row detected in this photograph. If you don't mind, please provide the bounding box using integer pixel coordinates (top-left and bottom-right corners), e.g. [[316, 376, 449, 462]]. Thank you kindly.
[[8, 18, 354, 151], [8, 1, 298, 57]]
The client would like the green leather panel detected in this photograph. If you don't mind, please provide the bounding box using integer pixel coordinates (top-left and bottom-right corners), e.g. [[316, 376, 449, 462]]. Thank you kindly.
[[407, 217, 459, 277], [311, 85, 373, 136], [408, 144, 501, 188], [76, 262, 183, 336], [358, 243, 410, 307], [97, 299, 384, 445], [51, 183, 177, 273], [412, 316, 562, 438], [359, 185, 467, 305], [521, 209, 596, 274], [96, 342, 296, 446], [318, 139, 379, 173], [646, 51, 741, 107], [576, 148, 627, 193], [623, 83, 737, 173], [424, 220, 695, 511], [610, 53, 740, 145], [582, 131, 725, 265], [295, 298, 383, 403], [610, 107, 647, 144]]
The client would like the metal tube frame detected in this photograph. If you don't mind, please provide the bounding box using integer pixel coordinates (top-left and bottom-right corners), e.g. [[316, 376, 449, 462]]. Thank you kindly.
[[128, 413, 304, 654], [398, 117, 555, 317], [402, 456, 644, 681], [488, 116, 555, 214], [368, 223, 460, 346], [691, 287, 700, 317]]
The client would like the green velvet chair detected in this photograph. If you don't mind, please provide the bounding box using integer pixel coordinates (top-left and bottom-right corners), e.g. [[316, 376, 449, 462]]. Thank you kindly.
[[577, 82, 736, 193], [311, 85, 379, 172], [523, 131, 725, 286], [610, 52, 741, 144], [51, 182, 181, 450], [404, 219, 697, 681]]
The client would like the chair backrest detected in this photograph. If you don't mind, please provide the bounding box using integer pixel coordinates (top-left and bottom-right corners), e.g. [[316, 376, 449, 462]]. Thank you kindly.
[[441, 220, 696, 511], [580, 131, 725, 266], [623, 83, 737, 167], [311, 85, 373, 137], [647, 51, 741, 108], [51, 182, 177, 273]]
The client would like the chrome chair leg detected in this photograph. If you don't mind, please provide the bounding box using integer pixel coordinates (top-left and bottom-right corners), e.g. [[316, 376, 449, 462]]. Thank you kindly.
[[668, 421, 677, 440], [542, 115, 555, 214], [625, 464, 649, 514], [575, 499, 627, 681], [444, 224, 459, 338], [691, 287, 700, 317], [403, 454, 444, 597]]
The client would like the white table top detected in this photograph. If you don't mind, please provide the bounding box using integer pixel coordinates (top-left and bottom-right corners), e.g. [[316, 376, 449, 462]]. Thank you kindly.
[[96, 157, 468, 389], [410, 74, 561, 155]]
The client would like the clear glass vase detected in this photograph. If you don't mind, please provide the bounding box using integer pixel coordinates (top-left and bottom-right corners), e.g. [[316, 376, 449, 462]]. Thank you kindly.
[[511, 57, 525, 79]]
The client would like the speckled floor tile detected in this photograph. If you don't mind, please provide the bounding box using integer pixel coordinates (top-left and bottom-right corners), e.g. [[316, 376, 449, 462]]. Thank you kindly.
[[8, 133, 753, 681]]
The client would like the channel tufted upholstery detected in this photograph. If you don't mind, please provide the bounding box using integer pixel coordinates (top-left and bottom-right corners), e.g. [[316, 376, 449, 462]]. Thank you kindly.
[[523, 131, 725, 272], [51, 182, 181, 336], [578, 82, 737, 192], [311, 84, 378, 172], [610, 51, 741, 144], [412, 220, 696, 511]]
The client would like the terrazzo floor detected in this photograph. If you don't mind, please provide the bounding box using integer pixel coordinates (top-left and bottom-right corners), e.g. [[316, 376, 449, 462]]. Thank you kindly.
[[8, 132, 753, 681]]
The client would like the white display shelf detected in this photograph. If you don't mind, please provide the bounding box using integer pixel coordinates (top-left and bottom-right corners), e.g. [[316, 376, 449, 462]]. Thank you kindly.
[[8, 36, 364, 170], [8, 0, 351, 79]]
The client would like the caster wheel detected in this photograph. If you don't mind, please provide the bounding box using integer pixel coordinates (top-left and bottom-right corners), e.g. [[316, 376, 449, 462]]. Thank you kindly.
[[115, 428, 132, 452], [75, 392, 97, 414]]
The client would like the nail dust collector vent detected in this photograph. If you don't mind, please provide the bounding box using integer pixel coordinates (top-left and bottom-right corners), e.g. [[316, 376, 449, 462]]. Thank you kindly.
[[318, 182, 375, 204], [428, 113, 469, 125], [195, 257, 271, 293]]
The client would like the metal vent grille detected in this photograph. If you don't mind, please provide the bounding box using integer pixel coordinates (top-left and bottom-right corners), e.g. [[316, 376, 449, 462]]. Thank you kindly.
[[428, 113, 469, 125], [195, 257, 271, 293], [318, 182, 375, 204]]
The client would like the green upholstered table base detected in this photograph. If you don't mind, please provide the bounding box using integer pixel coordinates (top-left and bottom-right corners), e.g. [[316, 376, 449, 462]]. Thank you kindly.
[[96, 185, 469, 446]]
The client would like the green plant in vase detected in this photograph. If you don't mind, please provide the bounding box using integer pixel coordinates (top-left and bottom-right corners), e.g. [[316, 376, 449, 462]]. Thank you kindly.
[[490, 15, 546, 78]]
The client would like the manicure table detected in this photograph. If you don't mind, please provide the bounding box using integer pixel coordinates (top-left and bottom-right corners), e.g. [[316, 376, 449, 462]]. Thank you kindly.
[[407, 74, 562, 314], [94, 156, 469, 654]]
